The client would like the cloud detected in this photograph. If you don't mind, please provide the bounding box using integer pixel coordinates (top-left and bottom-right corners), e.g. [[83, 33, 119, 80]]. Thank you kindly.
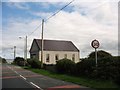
[[72, 1, 118, 24], [6, 2, 30, 10], [34, 2, 51, 9], [2, 0, 119, 2], [43, 2, 118, 56], [30, 11, 53, 19], [0, 4, 2, 56], [2, 1, 118, 59], [2, 17, 42, 58]]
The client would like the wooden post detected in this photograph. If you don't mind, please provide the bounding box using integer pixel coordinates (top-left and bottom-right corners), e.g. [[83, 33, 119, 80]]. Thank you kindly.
[[41, 19, 44, 68]]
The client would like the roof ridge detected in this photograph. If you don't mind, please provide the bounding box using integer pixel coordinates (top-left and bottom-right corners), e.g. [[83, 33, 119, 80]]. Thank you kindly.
[[34, 39, 71, 42], [30, 39, 79, 52]]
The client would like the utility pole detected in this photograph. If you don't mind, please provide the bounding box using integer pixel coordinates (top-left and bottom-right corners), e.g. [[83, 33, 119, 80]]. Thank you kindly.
[[24, 35, 27, 66], [25, 36, 27, 60], [14, 46, 16, 60], [19, 36, 27, 66], [41, 19, 44, 68]]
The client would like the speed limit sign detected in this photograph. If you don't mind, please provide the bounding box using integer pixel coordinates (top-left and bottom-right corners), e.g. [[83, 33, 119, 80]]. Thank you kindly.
[[91, 39, 100, 49], [91, 39, 100, 67]]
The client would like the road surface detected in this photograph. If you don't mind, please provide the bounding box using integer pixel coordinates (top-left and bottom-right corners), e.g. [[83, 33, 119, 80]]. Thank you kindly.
[[1, 64, 89, 90]]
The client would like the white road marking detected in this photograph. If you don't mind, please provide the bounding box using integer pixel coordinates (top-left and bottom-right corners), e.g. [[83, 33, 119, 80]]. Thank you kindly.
[[30, 82, 43, 90], [14, 71, 18, 74], [20, 75, 26, 80], [6, 65, 43, 89], [7, 65, 26, 80], [7, 65, 11, 70]]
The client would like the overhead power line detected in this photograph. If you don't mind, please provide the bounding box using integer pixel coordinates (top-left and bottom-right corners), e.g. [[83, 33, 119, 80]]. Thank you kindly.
[[45, 0, 75, 22], [27, 0, 75, 37], [28, 23, 42, 37]]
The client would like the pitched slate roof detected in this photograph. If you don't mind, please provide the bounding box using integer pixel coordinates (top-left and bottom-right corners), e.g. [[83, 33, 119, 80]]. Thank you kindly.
[[30, 39, 79, 52]]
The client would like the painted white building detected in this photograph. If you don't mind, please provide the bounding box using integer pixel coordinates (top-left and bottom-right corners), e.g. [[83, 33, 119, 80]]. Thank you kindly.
[[30, 39, 80, 64]]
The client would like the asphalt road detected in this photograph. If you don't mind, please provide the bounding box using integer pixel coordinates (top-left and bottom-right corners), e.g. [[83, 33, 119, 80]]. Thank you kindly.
[[1, 64, 89, 90]]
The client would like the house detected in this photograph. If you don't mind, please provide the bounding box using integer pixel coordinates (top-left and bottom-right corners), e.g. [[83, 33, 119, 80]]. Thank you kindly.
[[30, 39, 80, 64]]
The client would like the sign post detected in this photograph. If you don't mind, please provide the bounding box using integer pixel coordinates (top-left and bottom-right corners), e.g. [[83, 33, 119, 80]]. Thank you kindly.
[[91, 39, 100, 67]]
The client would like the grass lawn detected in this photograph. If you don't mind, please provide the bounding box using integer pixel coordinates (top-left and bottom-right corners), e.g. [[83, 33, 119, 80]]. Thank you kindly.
[[23, 66, 119, 89]]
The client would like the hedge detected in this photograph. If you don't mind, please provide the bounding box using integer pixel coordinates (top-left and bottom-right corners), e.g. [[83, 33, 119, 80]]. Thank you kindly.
[[56, 58, 76, 74], [27, 58, 41, 69]]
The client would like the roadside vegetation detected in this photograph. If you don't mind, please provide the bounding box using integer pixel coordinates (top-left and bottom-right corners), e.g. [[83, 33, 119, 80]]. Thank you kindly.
[[12, 57, 25, 66], [25, 67, 119, 88], [0, 57, 7, 63], [55, 50, 120, 87], [13, 50, 120, 88]]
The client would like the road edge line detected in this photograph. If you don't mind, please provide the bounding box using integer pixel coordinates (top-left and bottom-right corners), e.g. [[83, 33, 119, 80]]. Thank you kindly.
[[20, 75, 26, 80], [30, 82, 43, 90]]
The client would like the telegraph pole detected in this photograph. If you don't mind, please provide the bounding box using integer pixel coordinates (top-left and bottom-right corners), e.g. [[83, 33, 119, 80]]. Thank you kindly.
[[19, 36, 27, 66], [14, 46, 16, 60], [41, 19, 44, 68], [24, 35, 27, 66], [25, 36, 27, 60]]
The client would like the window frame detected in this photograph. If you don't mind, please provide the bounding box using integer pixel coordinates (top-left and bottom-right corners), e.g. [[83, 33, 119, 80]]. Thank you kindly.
[[46, 54, 50, 62], [55, 54, 59, 61], [64, 54, 67, 59], [72, 54, 75, 61]]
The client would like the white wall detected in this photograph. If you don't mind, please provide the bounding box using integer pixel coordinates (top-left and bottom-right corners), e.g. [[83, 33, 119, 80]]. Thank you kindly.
[[39, 51, 80, 64]]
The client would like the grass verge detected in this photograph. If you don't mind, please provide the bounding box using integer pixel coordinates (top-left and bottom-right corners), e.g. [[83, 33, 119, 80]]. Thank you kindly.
[[23, 66, 119, 89]]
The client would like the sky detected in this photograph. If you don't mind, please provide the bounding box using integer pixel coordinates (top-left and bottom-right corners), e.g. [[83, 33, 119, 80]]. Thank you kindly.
[[1, 0, 119, 60]]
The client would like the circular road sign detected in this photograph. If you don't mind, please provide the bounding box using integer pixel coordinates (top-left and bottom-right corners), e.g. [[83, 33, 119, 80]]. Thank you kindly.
[[91, 39, 100, 49]]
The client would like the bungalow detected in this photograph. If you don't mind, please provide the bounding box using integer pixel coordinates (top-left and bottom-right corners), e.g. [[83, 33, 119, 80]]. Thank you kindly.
[[29, 39, 80, 64]]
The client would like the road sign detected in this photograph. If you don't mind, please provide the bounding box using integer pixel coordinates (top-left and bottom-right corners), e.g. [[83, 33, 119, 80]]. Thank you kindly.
[[91, 39, 100, 67], [91, 39, 100, 49]]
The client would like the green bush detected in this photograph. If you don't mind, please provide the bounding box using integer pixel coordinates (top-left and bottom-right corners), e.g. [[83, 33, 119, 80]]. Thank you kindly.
[[88, 50, 112, 59], [114, 75, 120, 85], [95, 57, 120, 80], [2, 58, 7, 63], [76, 56, 120, 85], [27, 59, 32, 66], [96, 57, 113, 80], [27, 58, 41, 69], [111, 57, 120, 85], [14, 57, 25, 66], [76, 59, 95, 77], [56, 58, 76, 74]]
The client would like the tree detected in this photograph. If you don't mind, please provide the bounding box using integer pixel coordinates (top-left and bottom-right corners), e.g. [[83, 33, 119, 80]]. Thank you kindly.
[[13, 57, 25, 66], [0, 57, 1, 63], [88, 50, 112, 59], [2, 58, 7, 63], [0, 57, 7, 63]]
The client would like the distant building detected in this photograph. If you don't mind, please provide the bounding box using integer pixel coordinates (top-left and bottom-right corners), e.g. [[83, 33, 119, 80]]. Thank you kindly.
[[30, 39, 80, 64]]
